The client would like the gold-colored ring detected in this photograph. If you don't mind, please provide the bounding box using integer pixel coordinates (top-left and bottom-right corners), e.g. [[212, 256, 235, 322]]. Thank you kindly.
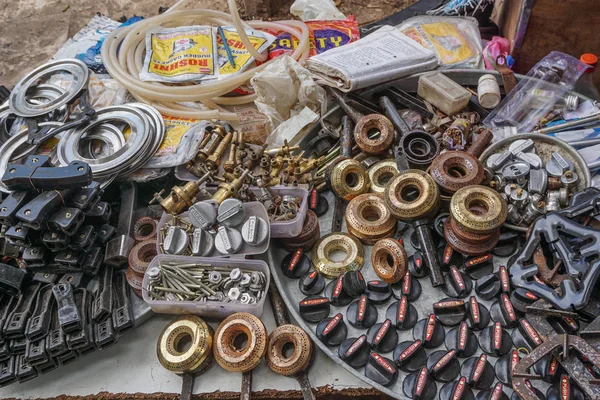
[[329, 159, 370, 201], [384, 169, 439, 221], [450, 185, 507, 233], [371, 238, 408, 284], [266, 324, 313, 376], [354, 114, 395, 155], [368, 160, 399, 194], [157, 316, 214, 375], [214, 312, 267, 373], [311, 233, 365, 279], [345, 193, 396, 245]]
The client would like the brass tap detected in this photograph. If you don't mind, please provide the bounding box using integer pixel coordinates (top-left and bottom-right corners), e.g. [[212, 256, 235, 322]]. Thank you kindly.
[[150, 171, 213, 215], [211, 169, 250, 204], [264, 141, 300, 157], [269, 156, 284, 178], [196, 126, 226, 161], [205, 131, 233, 170], [223, 131, 238, 173], [245, 144, 267, 170], [235, 131, 246, 165]]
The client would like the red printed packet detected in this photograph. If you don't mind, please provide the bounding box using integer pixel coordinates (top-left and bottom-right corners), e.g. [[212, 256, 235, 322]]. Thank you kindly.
[[264, 16, 359, 60], [306, 16, 360, 56]]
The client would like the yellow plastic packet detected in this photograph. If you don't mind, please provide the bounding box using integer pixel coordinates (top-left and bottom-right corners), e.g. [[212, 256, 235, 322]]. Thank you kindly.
[[398, 16, 482, 68], [211, 26, 275, 79], [140, 25, 217, 82]]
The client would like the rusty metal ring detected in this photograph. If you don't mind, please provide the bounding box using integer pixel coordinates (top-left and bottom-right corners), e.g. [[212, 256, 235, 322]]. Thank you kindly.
[[345, 194, 396, 245], [214, 313, 268, 373], [384, 169, 439, 221], [430, 151, 484, 193], [354, 114, 395, 155], [443, 217, 499, 256], [368, 160, 399, 194], [266, 324, 313, 376], [133, 216, 158, 242], [128, 239, 157, 275], [293, 210, 319, 243], [450, 185, 507, 233], [282, 229, 321, 252], [126, 267, 144, 293], [371, 238, 408, 284], [329, 159, 370, 201], [311, 233, 365, 279], [157, 315, 214, 375], [449, 216, 496, 244]]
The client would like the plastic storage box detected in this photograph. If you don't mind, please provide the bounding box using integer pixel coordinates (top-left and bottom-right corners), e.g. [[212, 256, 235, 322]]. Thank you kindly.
[[142, 255, 270, 318], [252, 186, 308, 238], [156, 201, 270, 257], [417, 72, 471, 116]]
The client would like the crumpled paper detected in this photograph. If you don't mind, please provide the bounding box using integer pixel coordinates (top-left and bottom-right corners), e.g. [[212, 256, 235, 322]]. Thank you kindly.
[[290, 0, 345, 21], [251, 55, 326, 146]]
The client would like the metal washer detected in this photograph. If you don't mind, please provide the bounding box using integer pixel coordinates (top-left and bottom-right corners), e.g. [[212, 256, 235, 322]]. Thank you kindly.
[[9, 59, 89, 118]]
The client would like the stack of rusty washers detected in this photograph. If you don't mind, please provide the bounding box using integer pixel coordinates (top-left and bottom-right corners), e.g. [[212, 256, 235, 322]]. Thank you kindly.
[[126, 216, 159, 297], [280, 210, 320, 252], [444, 185, 508, 256]]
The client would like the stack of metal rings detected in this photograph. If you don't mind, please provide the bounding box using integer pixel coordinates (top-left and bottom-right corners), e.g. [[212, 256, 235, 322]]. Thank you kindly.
[[213, 313, 267, 372], [384, 169, 440, 221], [157, 315, 214, 375], [311, 232, 364, 279], [444, 185, 508, 256], [281, 210, 320, 252], [345, 193, 396, 245]]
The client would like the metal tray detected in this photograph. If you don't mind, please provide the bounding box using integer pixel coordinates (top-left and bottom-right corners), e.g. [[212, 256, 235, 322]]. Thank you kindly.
[[266, 190, 547, 399], [265, 70, 578, 398]]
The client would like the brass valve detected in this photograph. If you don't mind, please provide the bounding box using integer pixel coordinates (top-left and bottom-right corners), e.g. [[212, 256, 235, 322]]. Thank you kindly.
[[223, 131, 238, 174], [270, 156, 284, 178], [211, 169, 250, 204], [235, 131, 246, 165], [196, 125, 227, 162], [265, 142, 300, 158], [150, 171, 213, 215], [206, 131, 233, 171]]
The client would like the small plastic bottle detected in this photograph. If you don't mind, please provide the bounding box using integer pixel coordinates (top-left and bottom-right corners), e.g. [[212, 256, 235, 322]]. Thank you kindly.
[[578, 53, 600, 100], [477, 74, 501, 109]]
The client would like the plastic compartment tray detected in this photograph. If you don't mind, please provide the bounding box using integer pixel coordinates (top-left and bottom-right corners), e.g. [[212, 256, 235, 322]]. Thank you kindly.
[[252, 186, 308, 238], [142, 255, 270, 318], [156, 201, 270, 257]]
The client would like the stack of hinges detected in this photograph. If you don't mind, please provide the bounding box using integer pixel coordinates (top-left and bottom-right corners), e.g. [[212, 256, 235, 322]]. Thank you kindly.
[[0, 157, 115, 276], [0, 266, 134, 386]]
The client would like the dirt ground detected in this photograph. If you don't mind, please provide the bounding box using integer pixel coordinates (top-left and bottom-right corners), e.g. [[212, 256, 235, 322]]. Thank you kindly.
[[0, 0, 417, 87]]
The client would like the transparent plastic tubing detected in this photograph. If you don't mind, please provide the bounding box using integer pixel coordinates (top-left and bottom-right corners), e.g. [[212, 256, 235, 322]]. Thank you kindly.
[[101, 0, 310, 121]]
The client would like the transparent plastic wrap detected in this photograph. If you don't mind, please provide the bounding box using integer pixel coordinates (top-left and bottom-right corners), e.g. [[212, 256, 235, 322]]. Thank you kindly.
[[397, 15, 483, 69], [484, 52, 590, 133]]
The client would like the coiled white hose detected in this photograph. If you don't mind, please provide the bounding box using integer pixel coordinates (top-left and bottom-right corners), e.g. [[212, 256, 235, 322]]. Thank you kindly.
[[101, 0, 310, 121]]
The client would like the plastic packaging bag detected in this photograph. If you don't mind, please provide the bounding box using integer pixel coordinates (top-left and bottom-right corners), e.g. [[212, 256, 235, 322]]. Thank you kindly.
[[140, 25, 218, 82], [144, 119, 211, 169], [290, 0, 345, 21], [484, 51, 590, 133], [251, 55, 326, 143], [214, 26, 275, 78], [265, 17, 359, 60], [483, 36, 511, 70], [397, 15, 483, 69]]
